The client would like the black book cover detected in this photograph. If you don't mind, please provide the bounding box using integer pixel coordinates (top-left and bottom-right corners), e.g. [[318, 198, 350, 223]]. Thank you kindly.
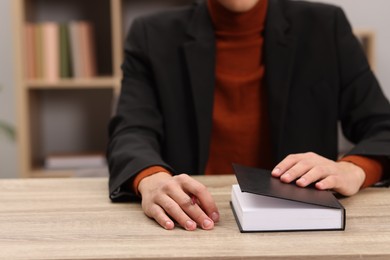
[[233, 164, 344, 208]]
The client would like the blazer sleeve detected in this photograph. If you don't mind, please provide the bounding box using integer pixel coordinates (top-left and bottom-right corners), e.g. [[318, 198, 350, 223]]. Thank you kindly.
[[335, 7, 390, 179], [107, 18, 175, 202]]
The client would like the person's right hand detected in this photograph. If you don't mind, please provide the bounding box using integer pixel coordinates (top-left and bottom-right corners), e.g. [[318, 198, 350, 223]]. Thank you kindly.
[[138, 172, 220, 231]]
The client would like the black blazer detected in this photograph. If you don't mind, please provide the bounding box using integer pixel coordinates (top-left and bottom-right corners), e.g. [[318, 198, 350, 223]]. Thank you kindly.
[[108, 0, 390, 201]]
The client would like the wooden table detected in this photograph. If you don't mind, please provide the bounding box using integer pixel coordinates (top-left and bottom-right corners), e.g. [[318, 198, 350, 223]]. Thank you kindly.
[[0, 176, 389, 260]]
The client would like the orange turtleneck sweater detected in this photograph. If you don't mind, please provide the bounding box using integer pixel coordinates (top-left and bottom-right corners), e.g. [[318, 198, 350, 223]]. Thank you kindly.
[[131, 0, 383, 193], [205, 0, 272, 174]]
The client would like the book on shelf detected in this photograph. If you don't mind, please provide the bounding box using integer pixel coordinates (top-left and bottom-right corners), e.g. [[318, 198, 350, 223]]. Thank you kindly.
[[70, 21, 97, 78], [69, 21, 82, 78], [79, 21, 97, 78], [24, 21, 96, 81], [231, 164, 346, 232], [25, 23, 36, 79], [35, 24, 44, 79], [59, 23, 72, 78], [42, 22, 60, 82], [44, 153, 107, 170]]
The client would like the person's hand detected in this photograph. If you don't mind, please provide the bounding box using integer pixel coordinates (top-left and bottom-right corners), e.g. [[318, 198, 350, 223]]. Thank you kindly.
[[271, 152, 366, 196], [138, 172, 220, 231]]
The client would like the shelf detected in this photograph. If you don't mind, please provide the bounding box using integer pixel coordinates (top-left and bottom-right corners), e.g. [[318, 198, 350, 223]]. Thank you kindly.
[[31, 167, 109, 178], [25, 76, 119, 89], [31, 168, 74, 178]]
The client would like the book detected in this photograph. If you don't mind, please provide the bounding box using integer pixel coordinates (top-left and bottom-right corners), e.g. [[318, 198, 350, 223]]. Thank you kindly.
[[79, 21, 97, 78], [25, 23, 37, 79], [59, 23, 72, 78], [44, 153, 107, 170], [42, 22, 60, 82], [231, 164, 346, 232], [69, 21, 83, 78], [25, 21, 97, 80], [69, 21, 97, 78], [35, 23, 44, 79]]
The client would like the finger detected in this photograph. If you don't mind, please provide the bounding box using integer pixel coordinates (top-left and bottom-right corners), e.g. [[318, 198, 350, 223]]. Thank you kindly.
[[315, 175, 337, 191], [175, 174, 220, 223], [272, 154, 302, 177], [169, 190, 215, 230], [155, 195, 197, 231], [279, 161, 312, 184], [296, 166, 330, 187], [145, 204, 175, 230]]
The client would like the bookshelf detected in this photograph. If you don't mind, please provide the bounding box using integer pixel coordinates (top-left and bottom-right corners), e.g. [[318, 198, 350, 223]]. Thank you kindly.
[[13, 0, 192, 178], [13, 1, 376, 178]]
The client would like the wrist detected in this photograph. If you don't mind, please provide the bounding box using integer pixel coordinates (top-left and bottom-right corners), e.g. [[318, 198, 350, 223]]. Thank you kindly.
[[133, 166, 171, 196], [340, 155, 384, 189], [338, 161, 366, 189], [138, 172, 172, 195]]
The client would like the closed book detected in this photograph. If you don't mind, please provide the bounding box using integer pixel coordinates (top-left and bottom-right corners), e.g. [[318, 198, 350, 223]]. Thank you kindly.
[[59, 23, 72, 78], [35, 24, 44, 79], [231, 164, 346, 232], [79, 21, 97, 78], [69, 21, 83, 78], [25, 23, 37, 79], [42, 22, 60, 82]]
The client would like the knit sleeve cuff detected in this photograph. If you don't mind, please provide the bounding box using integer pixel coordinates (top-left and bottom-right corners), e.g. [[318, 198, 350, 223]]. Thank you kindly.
[[132, 166, 172, 196]]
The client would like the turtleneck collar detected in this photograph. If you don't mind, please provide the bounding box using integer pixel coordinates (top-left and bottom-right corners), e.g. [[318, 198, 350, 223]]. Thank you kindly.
[[207, 0, 268, 33]]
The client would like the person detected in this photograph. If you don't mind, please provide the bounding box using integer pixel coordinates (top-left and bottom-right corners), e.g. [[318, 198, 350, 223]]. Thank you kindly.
[[107, 0, 390, 231]]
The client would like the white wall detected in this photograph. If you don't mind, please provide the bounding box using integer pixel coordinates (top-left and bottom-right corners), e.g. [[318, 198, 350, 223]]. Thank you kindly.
[[0, 0, 18, 178], [308, 0, 390, 99]]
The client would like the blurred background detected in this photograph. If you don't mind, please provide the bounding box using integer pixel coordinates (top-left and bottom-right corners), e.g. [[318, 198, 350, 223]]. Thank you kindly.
[[1, 0, 389, 179]]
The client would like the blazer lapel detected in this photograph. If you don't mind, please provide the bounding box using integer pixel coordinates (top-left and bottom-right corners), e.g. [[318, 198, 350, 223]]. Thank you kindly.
[[264, 0, 296, 161], [183, 1, 216, 172]]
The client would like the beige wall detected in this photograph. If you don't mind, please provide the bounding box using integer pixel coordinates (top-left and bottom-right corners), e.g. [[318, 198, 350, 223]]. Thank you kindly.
[[0, 0, 18, 178]]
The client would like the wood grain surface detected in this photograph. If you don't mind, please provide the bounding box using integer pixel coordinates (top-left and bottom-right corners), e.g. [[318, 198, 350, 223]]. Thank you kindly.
[[0, 176, 389, 260]]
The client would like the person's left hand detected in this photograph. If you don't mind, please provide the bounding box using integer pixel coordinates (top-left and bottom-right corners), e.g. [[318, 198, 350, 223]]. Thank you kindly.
[[271, 152, 366, 196]]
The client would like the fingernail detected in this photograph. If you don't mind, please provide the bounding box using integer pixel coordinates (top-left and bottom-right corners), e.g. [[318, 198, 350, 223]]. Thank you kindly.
[[316, 182, 324, 189], [185, 220, 196, 230], [165, 221, 174, 230], [272, 168, 281, 176], [298, 178, 306, 185], [211, 212, 219, 222], [203, 219, 213, 229], [282, 173, 290, 181]]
